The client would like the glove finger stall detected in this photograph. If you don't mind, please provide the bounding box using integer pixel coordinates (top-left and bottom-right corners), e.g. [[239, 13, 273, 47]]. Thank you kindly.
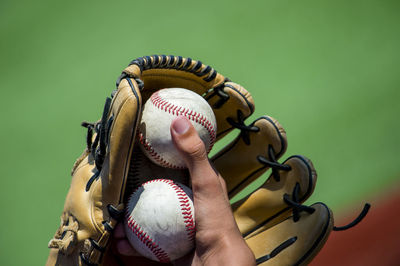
[[204, 81, 255, 140], [212, 116, 287, 198], [247, 202, 333, 266], [233, 155, 317, 238]]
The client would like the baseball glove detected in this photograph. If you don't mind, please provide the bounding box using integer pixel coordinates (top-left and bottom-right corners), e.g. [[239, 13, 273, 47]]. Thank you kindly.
[[47, 55, 369, 266]]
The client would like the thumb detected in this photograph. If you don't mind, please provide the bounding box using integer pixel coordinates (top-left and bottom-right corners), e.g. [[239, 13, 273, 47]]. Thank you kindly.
[[171, 116, 243, 250], [170, 116, 219, 192]]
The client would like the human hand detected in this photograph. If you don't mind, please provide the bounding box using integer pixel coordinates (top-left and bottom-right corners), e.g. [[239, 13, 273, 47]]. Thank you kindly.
[[114, 116, 255, 266], [170, 116, 255, 266]]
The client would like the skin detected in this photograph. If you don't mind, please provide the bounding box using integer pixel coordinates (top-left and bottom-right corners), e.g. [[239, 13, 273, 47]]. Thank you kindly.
[[113, 116, 256, 266]]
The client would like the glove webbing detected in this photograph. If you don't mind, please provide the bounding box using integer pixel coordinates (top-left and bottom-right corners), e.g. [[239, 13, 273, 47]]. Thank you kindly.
[[116, 55, 218, 88]]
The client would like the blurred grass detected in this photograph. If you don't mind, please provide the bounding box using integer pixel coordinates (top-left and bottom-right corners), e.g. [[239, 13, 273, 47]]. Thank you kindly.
[[0, 0, 399, 264]]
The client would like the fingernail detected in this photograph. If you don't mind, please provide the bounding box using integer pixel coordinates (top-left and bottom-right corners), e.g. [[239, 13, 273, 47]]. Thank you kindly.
[[172, 116, 191, 135]]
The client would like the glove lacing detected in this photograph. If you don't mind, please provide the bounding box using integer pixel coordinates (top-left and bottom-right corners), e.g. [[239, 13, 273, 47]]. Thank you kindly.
[[79, 95, 131, 265], [257, 145, 292, 182], [116, 55, 218, 88], [204, 82, 231, 109], [81, 96, 112, 192], [227, 110, 260, 145]]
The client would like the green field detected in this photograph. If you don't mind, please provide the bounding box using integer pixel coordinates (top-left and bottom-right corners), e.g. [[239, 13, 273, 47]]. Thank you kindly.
[[1, 0, 399, 264]]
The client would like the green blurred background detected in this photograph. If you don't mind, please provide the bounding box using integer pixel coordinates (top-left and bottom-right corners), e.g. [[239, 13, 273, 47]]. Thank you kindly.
[[1, 0, 399, 264]]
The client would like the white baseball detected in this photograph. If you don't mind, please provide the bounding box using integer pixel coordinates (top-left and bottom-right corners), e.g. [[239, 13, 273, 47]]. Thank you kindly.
[[138, 88, 217, 169], [124, 179, 195, 263]]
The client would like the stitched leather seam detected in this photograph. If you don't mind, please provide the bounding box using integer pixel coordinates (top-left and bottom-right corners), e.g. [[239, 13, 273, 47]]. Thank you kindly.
[[138, 132, 184, 169], [168, 181, 196, 242], [126, 216, 171, 263]]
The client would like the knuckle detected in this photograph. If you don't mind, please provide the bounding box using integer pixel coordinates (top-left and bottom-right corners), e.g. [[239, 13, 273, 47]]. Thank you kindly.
[[186, 140, 207, 161]]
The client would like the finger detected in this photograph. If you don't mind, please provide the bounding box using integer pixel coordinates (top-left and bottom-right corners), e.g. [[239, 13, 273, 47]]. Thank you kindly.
[[171, 116, 250, 260], [113, 222, 126, 239], [170, 116, 223, 196], [114, 222, 142, 256], [208, 160, 229, 198], [116, 239, 141, 256], [218, 174, 229, 201]]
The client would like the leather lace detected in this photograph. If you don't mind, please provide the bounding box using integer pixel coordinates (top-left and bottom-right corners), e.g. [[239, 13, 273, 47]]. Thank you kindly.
[[256, 237, 297, 265], [283, 183, 316, 222], [257, 145, 291, 182], [116, 55, 218, 87], [227, 110, 260, 145], [333, 203, 371, 231], [204, 82, 231, 109], [81, 97, 112, 191]]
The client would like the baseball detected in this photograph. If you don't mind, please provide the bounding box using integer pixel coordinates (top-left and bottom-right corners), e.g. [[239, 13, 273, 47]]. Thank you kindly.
[[138, 88, 217, 169], [124, 179, 195, 263]]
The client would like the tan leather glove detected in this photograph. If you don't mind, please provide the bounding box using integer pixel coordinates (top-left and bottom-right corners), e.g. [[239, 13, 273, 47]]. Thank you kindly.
[[47, 55, 249, 265], [47, 55, 366, 266]]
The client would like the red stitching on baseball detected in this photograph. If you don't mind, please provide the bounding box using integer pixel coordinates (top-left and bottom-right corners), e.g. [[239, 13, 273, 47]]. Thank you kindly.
[[168, 181, 196, 242], [126, 216, 171, 263], [125, 179, 195, 262], [150, 90, 216, 152], [138, 132, 184, 169], [125, 181, 172, 263]]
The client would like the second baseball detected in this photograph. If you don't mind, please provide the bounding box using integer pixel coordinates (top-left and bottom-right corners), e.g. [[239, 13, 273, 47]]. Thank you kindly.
[[124, 179, 195, 263]]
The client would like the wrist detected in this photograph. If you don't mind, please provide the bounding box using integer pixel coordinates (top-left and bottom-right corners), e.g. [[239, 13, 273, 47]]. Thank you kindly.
[[199, 230, 256, 266]]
